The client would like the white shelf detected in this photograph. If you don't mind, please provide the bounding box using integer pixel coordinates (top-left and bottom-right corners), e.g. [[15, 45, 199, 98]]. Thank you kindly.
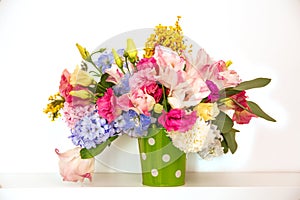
[[1, 172, 300, 200]]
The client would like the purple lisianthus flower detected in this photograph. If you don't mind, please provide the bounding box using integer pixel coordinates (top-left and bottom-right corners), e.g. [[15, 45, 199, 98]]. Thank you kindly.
[[206, 80, 219, 102], [97, 49, 125, 74], [69, 110, 121, 149], [97, 53, 114, 73], [112, 73, 130, 96], [122, 110, 152, 137]]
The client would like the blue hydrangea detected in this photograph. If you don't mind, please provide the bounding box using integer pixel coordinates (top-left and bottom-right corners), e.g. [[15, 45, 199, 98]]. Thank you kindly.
[[96, 49, 125, 74], [69, 110, 121, 149], [112, 73, 131, 96], [122, 110, 152, 137]]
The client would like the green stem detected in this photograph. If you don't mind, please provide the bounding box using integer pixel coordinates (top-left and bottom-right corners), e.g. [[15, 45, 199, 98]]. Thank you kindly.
[[97, 82, 107, 92], [231, 98, 253, 114], [90, 48, 106, 57], [161, 86, 168, 112], [88, 60, 102, 75], [124, 57, 131, 75]]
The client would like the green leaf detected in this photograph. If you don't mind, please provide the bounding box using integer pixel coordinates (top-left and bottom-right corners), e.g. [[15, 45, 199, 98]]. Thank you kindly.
[[219, 88, 241, 98], [213, 111, 234, 133], [80, 136, 118, 159], [247, 101, 276, 122], [221, 139, 229, 153], [95, 73, 115, 94], [222, 129, 238, 154], [233, 78, 271, 91], [99, 73, 114, 88]]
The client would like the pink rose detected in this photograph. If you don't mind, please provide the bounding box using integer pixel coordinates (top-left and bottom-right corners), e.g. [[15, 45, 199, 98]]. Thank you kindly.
[[233, 109, 256, 124], [129, 89, 156, 115], [136, 57, 159, 73], [59, 69, 73, 103], [55, 147, 95, 182], [96, 88, 121, 123], [229, 91, 257, 124], [158, 109, 197, 132], [129, 68, 156, 91], [141, 83, 162, 103]]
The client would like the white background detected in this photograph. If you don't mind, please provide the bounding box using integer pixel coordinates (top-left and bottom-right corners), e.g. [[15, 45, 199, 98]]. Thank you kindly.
[[0, 0, 299, 174]]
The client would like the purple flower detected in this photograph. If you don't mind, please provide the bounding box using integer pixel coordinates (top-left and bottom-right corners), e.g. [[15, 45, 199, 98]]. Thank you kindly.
[[96, 49, 124, 74], [122, 110, 152, 137], [69, 110, 121, 149], [112, 73, 130, 96], [206, 80, 219, 102]]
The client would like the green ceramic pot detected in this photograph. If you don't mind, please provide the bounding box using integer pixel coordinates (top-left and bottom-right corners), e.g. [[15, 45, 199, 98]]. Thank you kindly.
[[138, 126, 186, 186]]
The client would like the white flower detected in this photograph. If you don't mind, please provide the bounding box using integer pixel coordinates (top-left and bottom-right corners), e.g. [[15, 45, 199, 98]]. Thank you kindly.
[[198, 125, 224, 160], [167, 118, 223, 156], [167, 117, 211, 153]]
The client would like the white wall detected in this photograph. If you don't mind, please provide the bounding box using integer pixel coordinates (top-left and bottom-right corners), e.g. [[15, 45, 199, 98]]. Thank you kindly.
[[0, 0, 299, 173]]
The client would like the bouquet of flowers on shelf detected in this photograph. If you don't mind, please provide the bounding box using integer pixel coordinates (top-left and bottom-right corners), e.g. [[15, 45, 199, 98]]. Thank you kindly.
[[44, 17, 275, 183]]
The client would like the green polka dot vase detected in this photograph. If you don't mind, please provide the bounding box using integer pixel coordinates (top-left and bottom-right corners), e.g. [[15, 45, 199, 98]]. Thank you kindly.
[[138, 126, 186, 186]]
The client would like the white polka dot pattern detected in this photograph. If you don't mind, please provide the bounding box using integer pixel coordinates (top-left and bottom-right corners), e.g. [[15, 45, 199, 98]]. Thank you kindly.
[[162, 154, 170, 162], [151, 169, 158, 177], [141, 152, 146, 160], [175, 170, 181, 178], [148, 138, 155, 146]]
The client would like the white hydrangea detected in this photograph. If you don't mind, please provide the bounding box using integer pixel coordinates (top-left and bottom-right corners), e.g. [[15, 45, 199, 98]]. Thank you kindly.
[[167, 117, 209, 153], [167, 117, 223, 158], [198, 125, 224, 160]]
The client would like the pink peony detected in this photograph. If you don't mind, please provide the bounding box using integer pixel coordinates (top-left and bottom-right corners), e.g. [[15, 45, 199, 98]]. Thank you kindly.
[[55, 147, 95, 182], [158, 109, 197, 132], [96, 88, 121, 123]]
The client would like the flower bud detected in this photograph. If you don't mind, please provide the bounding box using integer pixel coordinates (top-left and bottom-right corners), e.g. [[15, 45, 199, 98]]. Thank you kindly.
[[76, 43, 91, 61], [225, 60, 233, 68], [70, 65, 96, 87], [69, 90, 93, 99], [126, 39, 138, 62], [153, 103, 163, 114], [112, 48, 124, 68]]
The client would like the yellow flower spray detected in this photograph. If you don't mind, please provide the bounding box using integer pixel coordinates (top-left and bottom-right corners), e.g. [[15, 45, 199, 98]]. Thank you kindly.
[[144, 16, 187, 57], [43, 93, 65, 121]]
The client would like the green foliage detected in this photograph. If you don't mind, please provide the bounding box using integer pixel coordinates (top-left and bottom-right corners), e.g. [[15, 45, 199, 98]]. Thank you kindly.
[[219, 78, 271, 98], [95, 73, 115, 95], [247, 101, 276, 122], [221, 129, 239, 154], [213, 111, 233, 133], [233, 78, 271, 91], [213, 112, 239, 154], [80, 136, 118, 159]]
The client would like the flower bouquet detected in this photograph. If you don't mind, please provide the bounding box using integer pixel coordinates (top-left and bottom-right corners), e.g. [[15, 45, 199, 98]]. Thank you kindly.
[[44, 17, 276, 186]]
